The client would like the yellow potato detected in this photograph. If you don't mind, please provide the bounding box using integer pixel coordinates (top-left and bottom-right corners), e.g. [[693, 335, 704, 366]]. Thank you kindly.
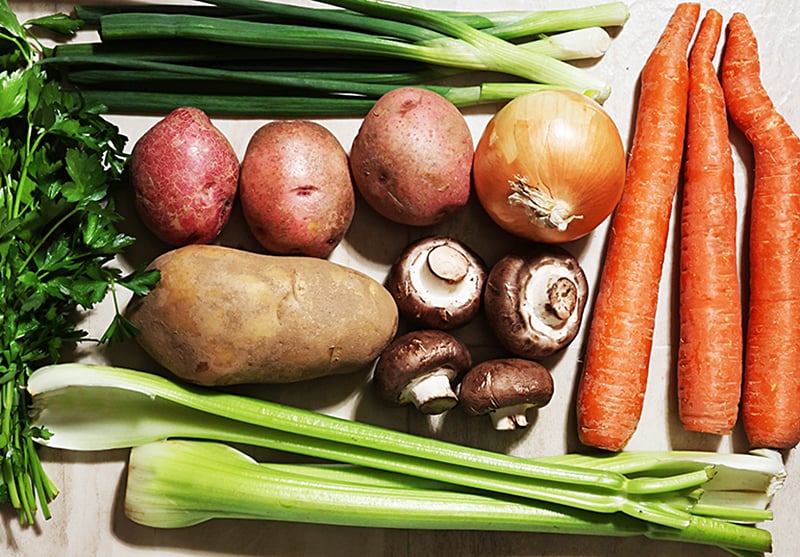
[[126, 244, 398, 386]]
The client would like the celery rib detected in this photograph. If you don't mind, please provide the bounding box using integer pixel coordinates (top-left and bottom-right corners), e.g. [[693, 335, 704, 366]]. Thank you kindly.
[[26, 364, 711, 530], [27, 363, 785, 541], [122, 439, 774, 555], [125, 440, 650, 534]]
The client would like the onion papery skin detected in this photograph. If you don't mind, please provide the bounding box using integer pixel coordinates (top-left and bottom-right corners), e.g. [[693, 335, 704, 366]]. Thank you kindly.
[[473, 90, 627, 244]]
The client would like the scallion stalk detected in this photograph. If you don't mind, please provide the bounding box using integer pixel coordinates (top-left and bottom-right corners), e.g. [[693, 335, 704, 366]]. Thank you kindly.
[[88, 6, 610, 99], [93, 11, 608, 99], [53, 0, 627, 116], [305, 0, 612, 98], [71, 90, 381, 117], [470, 2, 630, 39], [74, 1, 630, 42], [46, 53, 542, 100]]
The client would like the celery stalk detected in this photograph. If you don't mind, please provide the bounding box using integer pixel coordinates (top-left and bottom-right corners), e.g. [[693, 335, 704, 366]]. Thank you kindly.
[[124, 439, 649, 533], [28, 363, 625, 490], [538, 449, 786, 525], [123, 439, 773, 555], [28, 363, 784, 545], [29, 363, 707, 529]]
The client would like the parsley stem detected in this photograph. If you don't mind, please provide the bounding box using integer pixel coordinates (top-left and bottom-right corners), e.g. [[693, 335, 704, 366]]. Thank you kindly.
[[1, 0, 156, 523], [19, 206, 80, 272], [13, 115, 47, 219]]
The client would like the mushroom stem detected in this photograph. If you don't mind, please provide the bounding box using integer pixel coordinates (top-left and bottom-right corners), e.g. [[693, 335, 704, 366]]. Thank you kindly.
[[427, 244, 470, 283], [523, 270, 579, 329], [546, 277, 578, 321], [400, 371, 459, 414], [489, 404, 533, 431]]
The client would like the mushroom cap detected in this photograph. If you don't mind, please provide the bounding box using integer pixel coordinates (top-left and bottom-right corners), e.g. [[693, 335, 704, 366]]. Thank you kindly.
[[459, 358, 554, 417], [373, 329, 473, 405], [387, 236, 487, 330], [484, 245, 588, 360]]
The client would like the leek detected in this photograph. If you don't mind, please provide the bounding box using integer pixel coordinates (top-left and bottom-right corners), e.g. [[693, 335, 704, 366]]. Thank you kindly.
[[28, 363, 782, 554]]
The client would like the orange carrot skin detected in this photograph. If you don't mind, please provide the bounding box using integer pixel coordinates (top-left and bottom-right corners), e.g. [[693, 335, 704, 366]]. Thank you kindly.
[[677, 9, 742, 435], [721, 13, 800, 449], [576, 3, 700, 452]]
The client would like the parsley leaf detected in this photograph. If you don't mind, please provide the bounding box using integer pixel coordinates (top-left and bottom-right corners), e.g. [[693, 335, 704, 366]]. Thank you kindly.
[[0, 0, 158, 524]]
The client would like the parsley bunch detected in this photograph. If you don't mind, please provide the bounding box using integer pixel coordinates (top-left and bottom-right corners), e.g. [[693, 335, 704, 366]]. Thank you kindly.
[[0, 1, 159, 523]]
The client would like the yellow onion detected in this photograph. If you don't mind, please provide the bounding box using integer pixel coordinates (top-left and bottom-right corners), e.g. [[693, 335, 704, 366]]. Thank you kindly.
[[473, 90, 626, 243]]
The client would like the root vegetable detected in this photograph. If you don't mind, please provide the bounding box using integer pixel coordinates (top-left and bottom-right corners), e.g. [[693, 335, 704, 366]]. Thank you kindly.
[[349, 87, 473, 226], [576, 3, 700, 452], [239, 120, 355, 258], [125, 245, 398, 386], [677, 9, 743, 435], [129, 107, 239, 246], [721, 13, 800, 449]]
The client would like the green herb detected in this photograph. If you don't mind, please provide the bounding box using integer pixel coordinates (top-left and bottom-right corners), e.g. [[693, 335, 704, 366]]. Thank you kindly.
[[0, 0, 159, 523], [28, 363, 783, 554]]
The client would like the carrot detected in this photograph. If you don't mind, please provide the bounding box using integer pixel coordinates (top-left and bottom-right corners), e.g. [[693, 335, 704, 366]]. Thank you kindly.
[[677, 9, 742, 435], [721, 13, 800, 449], [575, 3, 700, 452]]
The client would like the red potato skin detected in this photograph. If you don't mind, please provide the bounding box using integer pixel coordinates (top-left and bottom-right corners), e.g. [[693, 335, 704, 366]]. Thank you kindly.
[[239, 120, 355, 258], [130, 107, 240, 246], [349, 88, 473, 226]]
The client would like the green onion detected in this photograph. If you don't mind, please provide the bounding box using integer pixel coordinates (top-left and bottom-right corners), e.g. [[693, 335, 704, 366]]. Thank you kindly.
[[51, 0, 626, 116], [68, 84, 562, 117], [74, 1, 630, 42], [45, 53, 564, 116], [91, 11, 609, 99], [469, 2, 629, 39], [28, 363, 782, 554], [69, 90, 381, 117], [302, 0, 611, 97]]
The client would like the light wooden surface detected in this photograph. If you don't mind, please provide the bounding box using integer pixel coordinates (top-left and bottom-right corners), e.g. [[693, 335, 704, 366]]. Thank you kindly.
[[4, 1, 800, 556]]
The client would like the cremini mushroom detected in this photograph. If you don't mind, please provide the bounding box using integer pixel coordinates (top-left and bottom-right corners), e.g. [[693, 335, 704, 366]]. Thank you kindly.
[[484, 245, 588, 360], [386, 236, 487, 330], [372, 329, 472, 414], [459, 358, 554, 430]]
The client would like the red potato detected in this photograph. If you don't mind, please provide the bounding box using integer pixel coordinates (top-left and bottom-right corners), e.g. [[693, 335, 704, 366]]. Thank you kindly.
[[239, 120, 355, 258], [130, 107, 239, 246], [349, 87, 473, 227]]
